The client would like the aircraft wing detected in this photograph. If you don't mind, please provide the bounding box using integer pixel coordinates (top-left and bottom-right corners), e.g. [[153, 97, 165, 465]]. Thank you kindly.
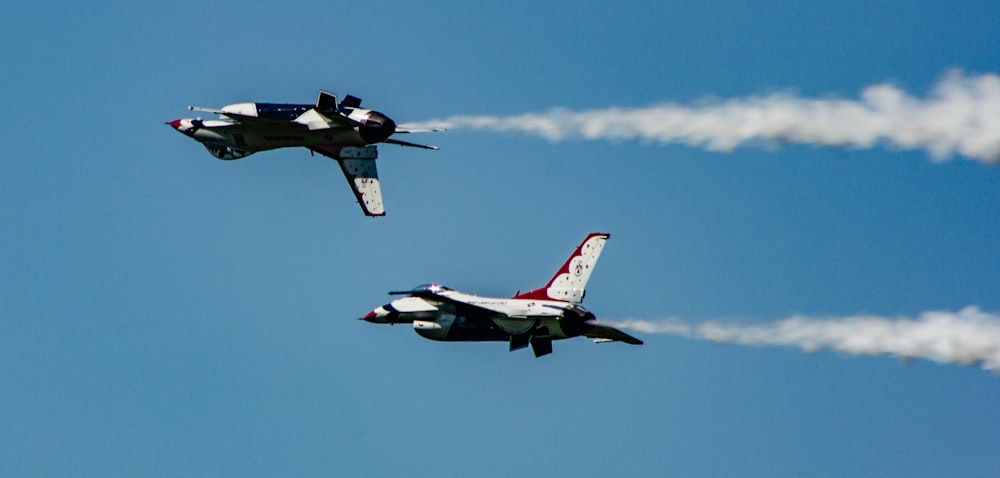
[[314, 108, 361, 127], [584, 323, 644, 345], [296, 108, 359, 129], [219, 111, 311, 130], [310, 147, 385, 216], [392, 287, 513, 317], [419, 293, 503, 316]]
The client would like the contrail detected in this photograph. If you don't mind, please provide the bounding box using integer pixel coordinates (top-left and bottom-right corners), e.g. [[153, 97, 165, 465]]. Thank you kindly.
[[412, 70, 1000, 163], [609, 306, 1000, 373]]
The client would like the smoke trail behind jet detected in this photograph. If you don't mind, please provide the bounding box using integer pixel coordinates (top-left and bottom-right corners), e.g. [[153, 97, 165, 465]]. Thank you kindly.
[[413, 70, 1000, 163], [609, 306, 1000, 373]]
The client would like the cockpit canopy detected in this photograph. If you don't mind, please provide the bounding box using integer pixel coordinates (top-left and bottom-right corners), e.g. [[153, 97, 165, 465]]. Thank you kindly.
[[415, 283, 452, 293], [389, 283, 453, 296]]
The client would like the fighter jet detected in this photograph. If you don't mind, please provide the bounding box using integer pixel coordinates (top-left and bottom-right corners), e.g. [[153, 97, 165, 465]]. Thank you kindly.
[[361, 233, 643, 357], [167, 91, 440, 216]]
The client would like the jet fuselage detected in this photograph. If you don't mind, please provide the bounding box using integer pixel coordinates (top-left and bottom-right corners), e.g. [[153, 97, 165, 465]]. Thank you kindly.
[[363, 286, 597, 343], [168, 102, 394, 160], [167, 91, 439, 217], [360, 234, 643, 357]]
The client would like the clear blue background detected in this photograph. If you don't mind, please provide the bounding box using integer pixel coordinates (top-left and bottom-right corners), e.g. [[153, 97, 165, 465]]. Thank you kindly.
[[2, 1, 998, 476]]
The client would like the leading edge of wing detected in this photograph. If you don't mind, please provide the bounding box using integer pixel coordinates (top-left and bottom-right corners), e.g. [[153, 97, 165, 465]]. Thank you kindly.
[[585, 323, 644, 345]]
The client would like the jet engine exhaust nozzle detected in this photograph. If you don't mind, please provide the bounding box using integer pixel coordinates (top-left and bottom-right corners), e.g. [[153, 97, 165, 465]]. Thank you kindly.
[[360, 111, 397, 144]]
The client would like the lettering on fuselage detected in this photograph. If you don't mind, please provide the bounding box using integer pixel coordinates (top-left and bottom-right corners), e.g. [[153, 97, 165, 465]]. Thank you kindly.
[[469, 300, 510, 307]]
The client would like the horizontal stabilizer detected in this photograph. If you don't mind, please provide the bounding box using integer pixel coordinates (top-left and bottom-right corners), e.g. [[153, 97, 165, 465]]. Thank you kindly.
[[383, 138, 439, 150], [585, 323, 643, 345], [395, 125, 448, 134]]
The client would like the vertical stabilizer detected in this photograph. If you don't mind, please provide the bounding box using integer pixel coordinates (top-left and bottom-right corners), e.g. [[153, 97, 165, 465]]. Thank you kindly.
[[514, 233, 610, 303], [309, 145, 384, 216], [337, 158, 384, 216]]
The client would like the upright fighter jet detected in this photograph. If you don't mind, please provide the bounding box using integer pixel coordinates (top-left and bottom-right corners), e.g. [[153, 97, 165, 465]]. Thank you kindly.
[[167, 91, 440, 216], [361, 233, 643, 357]]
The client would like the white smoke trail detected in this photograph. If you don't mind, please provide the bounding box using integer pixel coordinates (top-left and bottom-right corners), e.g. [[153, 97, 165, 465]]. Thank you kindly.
[[609, 306, 1000, 373], [413, 70, 1000, 163]]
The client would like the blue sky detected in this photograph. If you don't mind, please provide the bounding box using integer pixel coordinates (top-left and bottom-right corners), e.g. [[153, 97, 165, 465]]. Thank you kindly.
[[2, 1, 999, 476]]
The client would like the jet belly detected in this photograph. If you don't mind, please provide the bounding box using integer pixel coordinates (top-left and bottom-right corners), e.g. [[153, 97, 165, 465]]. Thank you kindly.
[[431, 296, 574, 342], [418, 313, 573, 343], [416, 313, 509, 342]]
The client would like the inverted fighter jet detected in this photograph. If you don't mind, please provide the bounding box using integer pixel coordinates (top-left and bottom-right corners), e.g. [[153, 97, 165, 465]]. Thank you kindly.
[[167, 91, 440, 216], [361, 233, 643, 357]]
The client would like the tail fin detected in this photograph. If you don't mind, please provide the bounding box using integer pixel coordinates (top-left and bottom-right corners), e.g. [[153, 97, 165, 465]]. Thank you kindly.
[[514, 233, 610, 303]]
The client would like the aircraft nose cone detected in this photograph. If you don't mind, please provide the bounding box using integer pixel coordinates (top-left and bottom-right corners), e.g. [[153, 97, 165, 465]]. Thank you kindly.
[[167, 119, 183, 129], [359, 111, 396, 144], [360, 310, 378, 322]]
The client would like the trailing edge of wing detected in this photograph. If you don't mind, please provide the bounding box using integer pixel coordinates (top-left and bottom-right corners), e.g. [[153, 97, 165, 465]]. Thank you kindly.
[[585, 323, 644, 345]]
